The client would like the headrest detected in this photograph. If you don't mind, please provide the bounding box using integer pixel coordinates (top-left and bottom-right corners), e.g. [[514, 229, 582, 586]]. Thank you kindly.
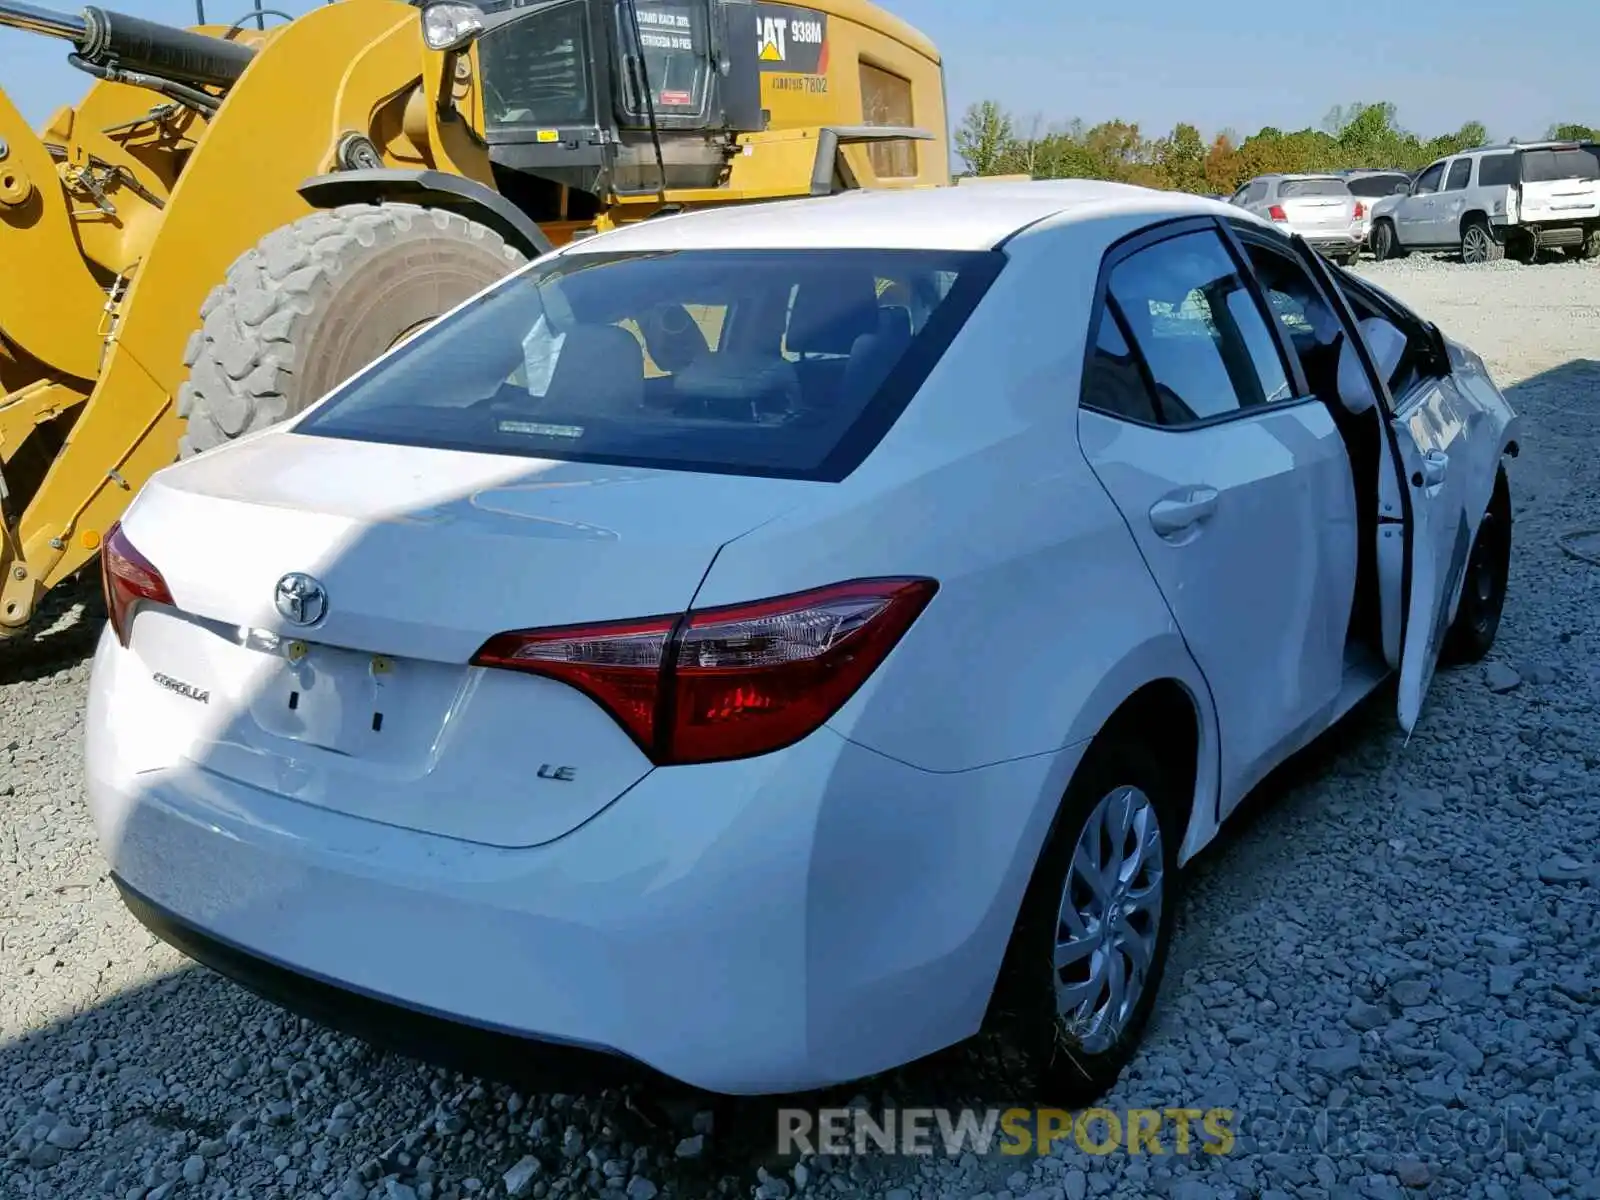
[[548, 324, 644, 415], [876, 305, 913, 341], [674, 351, 802, 418], [787, 272, 882, 355], [641, 304, 711, 374]]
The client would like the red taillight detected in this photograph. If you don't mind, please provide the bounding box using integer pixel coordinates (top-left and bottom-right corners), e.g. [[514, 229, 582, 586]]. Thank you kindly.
[[472, 577, 938, 765], [100, 520, 173, 647], [1354, 202, 1366, 219], [1267, 204, 1287, 221]]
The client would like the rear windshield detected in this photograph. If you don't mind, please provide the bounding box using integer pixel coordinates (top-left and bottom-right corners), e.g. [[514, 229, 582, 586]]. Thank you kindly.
[[1520, 146, 1600, 183], [1278, 178, 1350, 198], [294, 247, 1004, 481], [1346, 174, 1410, 197]]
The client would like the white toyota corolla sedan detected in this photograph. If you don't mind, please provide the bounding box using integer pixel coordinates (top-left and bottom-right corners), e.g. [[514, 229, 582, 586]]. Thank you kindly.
[[85, 180, 1519, 1103]]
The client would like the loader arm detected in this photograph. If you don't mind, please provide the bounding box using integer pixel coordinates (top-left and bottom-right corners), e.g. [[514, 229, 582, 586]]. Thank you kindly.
[[0, 87, 113, 383], [0, 0, 438, 629]]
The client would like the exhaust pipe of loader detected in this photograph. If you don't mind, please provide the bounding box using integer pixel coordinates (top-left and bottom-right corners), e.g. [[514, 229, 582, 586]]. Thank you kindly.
[[0, 0, 257, 91]]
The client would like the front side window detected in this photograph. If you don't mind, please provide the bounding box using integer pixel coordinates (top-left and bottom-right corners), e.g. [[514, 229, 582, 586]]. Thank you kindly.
[[295, 247, 1004, 481], [1412, 162, 1445, 194], [477, 0, 595, 131], [1239, 240, 1345, 401], [1105, 229, 1293, 424]]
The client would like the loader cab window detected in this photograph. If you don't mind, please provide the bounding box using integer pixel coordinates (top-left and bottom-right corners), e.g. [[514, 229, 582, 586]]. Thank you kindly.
[[615, 0, 714, 122], [478, 0, 597, 133], [859, 62, 917, 178]]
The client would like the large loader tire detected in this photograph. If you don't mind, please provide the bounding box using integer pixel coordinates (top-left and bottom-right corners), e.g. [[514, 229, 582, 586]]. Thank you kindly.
[[178, 202, 528, 458]]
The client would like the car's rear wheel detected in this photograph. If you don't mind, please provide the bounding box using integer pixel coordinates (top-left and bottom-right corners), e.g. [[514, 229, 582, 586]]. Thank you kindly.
[[1442, 466, 1512, 665], [983, 729, 1183, 1106], [1461, 219, 1504, 265]]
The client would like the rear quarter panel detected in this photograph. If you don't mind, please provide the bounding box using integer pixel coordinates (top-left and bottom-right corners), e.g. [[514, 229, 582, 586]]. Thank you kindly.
[[692, 209, 1219, 790]]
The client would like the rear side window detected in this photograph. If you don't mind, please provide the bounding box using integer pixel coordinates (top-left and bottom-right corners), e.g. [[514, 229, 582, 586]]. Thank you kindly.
[[1476, 153, 1517, 187], [1081, 306, 1160, 425], [1520, 146, 1600, 183], [1103, 228, 1294, 424], [1445, 159, 1472, 190], [294, 247, 1004, 481], [1278, 178, 1350, 199]]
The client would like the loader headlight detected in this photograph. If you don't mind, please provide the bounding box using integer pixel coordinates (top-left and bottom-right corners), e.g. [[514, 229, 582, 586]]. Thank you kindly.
[[421, 1, 486, 52]]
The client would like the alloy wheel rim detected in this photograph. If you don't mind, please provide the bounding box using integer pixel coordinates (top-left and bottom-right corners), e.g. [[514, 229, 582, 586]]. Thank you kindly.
[[1053, 785, 1164, 1055], [1465, 228, 1490, 262]]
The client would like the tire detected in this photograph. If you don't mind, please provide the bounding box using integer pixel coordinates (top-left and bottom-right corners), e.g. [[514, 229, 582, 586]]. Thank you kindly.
[[1460, 219, 1504, 265], [1507, 231, 1539, 265], [1442, 466, 1512, 666], [983, 729, 1183, 1106], [1370, 220, 1401, 261], [178, 203, 528, 457], [1563, 231, 1600, 261]]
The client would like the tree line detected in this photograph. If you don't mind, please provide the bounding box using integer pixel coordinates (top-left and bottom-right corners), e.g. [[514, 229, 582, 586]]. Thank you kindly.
[[953, 100, 1600, 194]]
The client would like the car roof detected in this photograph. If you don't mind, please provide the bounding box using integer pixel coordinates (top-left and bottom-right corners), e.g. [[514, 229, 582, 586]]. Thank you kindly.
[[554, 180, 1258, 255]]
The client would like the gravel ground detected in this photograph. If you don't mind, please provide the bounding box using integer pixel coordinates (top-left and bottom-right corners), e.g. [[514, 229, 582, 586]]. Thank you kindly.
[[3, 254, 1599, 1200]]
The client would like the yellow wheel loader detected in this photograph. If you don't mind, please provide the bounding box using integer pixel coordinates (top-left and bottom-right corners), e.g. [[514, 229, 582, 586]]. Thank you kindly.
[[0, 0, 948, 635]]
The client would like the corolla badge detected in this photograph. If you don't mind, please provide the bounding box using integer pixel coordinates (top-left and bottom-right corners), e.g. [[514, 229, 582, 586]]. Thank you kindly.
[[274, 572, 328, 626]]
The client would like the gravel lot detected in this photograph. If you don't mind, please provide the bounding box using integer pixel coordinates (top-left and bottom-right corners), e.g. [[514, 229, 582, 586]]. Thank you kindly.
[[4, 254, 1599, 1200]]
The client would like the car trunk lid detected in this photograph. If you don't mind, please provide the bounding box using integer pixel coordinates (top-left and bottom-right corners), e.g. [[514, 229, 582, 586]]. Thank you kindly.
[[1520, 177, 1600, 222], [1282, 192, 1357, 230], [116, 432, 812, 848]]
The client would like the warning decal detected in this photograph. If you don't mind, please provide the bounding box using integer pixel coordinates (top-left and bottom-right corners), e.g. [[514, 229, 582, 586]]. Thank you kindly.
[[756, 4, 829, 74]]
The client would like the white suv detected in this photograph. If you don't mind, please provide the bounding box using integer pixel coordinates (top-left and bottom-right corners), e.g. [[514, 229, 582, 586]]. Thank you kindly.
[[1227, 174, 1366, 265], [1368, 141, 1600, 264]]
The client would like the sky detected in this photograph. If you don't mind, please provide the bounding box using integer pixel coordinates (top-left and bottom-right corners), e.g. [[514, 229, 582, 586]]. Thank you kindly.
[[3, 0, 1595, 143]]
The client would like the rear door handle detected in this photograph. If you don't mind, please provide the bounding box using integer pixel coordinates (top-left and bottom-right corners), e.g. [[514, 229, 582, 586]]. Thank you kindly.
[[1149, 486, 1219, 536]]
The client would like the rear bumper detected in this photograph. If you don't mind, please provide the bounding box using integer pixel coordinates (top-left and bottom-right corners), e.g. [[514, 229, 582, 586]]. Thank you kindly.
[[85, 629, 1072, 1095], [112, 874, 661, 1089], [1300, 233, 1362, 254], [1521, 219, 1600, 246]]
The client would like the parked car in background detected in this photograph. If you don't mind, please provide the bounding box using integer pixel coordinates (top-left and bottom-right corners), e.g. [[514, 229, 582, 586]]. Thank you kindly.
[[1228, 174, 1366, 265], [1368, 141, 1600, 264], [1337, 169, 1414, 200], [85, 180, 1519, 1107]]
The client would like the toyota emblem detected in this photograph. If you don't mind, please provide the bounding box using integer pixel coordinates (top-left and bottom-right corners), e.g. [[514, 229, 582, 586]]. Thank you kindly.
[[274, 572, 328, 627]]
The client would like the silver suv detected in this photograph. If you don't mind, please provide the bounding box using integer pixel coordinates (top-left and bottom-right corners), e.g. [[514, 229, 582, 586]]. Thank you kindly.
[[1368, 141, 1600, 264], [1228, 174, 1365, 265]]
